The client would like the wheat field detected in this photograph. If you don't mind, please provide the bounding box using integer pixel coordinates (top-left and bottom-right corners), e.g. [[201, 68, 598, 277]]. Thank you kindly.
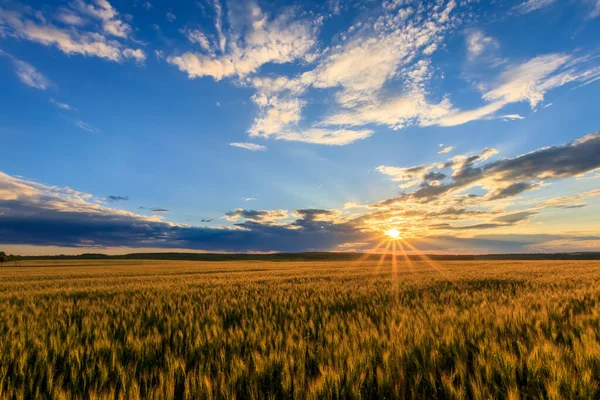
[[1, 258, 600, 399]]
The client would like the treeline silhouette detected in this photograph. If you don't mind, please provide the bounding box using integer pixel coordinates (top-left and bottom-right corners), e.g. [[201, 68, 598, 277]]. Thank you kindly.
[[14, 251, 600, 262]]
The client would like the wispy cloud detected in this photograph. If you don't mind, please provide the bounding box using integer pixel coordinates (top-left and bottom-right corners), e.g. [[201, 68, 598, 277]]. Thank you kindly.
[[512, 0, 557, 15], [11, 59, 50, 90], [229, 142, 267, 151], [438, 146, 454, 155], [0, 51, 50, 90], [50, 98, 73, 110], [74, 120, 99, 132]]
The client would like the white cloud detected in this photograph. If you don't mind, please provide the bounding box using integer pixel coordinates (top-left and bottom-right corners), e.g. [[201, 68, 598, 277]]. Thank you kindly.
[[74, 120, 99, 132], [438, 146, 454, 154], [0, 3, 143, 63], [513, 0, 557, 15], [436, 53, 600, 127], [166, 12, 176, 23], [11, 59, 50, 90], [249, 97, 304, 138], [72, 0, 131, 38], [466, 30, 498, 59], [589, 0, 600, 18], [50, 98, 73, 110], [102, 19, 130, 38], [123, 48, 146, 64], [229, 142, 267, 151], [184, 29, 212, 52], [211, 0, 226, 53], [55, 9, 87, 26], [167, 4, 318, 80], [244, 0, 459, 144], [501, 114, 525, 120], [272, 128, 374, 146], [165, 0, 600, 146]]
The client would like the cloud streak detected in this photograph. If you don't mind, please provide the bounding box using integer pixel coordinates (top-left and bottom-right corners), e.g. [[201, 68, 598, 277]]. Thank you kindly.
[[229, 142, 267, 151]]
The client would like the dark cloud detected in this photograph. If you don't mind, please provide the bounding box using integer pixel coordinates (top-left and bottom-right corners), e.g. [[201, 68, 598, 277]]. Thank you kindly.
[[384, 132, 600, 203], [224, 208, 288, 223], [488, 182, 538, 200], [494, 211, 537, 224], [200, 218, 215, 223], [423, 171, 447, 181], [106, 195, 129, 202], [138, 206, 170, 213]]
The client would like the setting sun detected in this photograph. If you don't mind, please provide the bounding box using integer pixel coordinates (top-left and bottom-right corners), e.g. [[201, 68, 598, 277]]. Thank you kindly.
[[385, 228, 401, 239]]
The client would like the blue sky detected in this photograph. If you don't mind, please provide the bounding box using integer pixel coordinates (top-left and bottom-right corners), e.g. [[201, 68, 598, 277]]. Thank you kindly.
[[1, 0, 600, 255]]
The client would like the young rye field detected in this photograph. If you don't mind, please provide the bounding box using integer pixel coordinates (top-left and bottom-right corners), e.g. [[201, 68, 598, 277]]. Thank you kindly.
[[1, 259, 600, 399]]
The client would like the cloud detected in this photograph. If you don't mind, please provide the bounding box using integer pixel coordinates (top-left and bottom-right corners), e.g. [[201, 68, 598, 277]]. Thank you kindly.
[[243, 197, 256, 201], [166, 12, 176, 23], [71, 0, 132, 38], [466, 30, 498, 59], [74, 120, 99, 132], [50, 98, 73, 110], [0, 3, 144, 63], [436, 53, 600, 127], [138, 206, 170, 213], [123, 48, 146, 64], [267, 128, 375, 146], [589, 0, 600, 18], [229, 142, 267, 151], [106, 195, 128, 202], [167, 3, 318, 80], [378, 132, 600, 205], [0, 50, 50, 90], [183, 29, 212, 52], [438, 146, 454, 155], [55, 9, 87, 26], [512, 0, 557, 15], [224, 208, 289, 224], [12, 59, 50, 89], [164, 1, 600, 146]]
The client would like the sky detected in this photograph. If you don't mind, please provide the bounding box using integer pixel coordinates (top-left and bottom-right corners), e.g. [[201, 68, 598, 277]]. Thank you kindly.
[[1, 0, 600, 255]]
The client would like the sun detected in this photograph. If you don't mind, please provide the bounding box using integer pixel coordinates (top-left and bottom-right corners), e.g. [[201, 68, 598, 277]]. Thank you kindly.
[[385, 228, 401, 239]]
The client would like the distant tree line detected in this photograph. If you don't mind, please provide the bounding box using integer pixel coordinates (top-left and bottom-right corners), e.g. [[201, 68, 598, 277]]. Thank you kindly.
[[0, 251, 24, 267]]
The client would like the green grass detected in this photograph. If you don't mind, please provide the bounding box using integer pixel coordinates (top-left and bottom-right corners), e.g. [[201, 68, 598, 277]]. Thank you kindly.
[[1, 259, 600, 399]]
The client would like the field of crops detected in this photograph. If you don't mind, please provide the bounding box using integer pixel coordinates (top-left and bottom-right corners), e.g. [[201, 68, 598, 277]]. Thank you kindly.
[[1, 258, 600, 399]]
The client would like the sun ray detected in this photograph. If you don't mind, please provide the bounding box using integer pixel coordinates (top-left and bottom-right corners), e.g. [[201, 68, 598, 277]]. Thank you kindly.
[[374, 240, 392, 275], [352, 238, 388, 266], [396, 239, 416, 276], [392, 239, 398, 282], [400, 238, 460, 287]]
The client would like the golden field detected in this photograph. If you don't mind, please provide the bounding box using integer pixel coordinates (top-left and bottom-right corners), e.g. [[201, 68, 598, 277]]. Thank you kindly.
[[1, 258, 600, 399]]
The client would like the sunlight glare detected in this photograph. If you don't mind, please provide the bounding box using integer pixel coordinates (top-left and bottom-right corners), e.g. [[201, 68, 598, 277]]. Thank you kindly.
[[385, 228, 401, 239]]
